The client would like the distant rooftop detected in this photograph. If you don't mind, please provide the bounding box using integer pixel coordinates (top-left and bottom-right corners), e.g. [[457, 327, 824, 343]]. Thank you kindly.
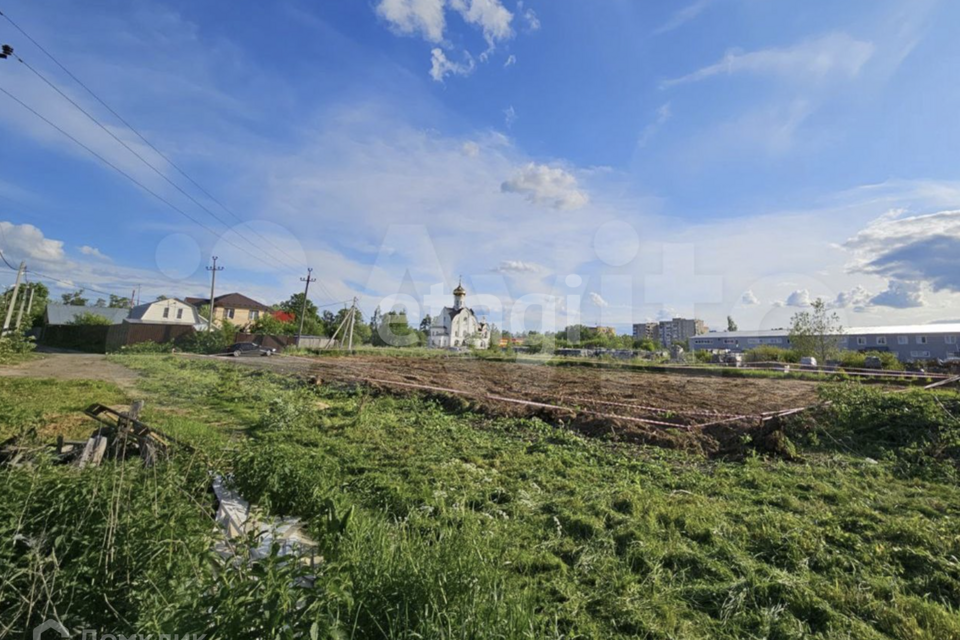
[[696, 323, 960, 339], [45, 303, 130, 326]]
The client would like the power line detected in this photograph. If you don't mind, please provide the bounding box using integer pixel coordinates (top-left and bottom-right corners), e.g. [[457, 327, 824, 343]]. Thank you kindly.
[[0, 7, 300, 266], [7, 52, 302, 277], [0, 84, 275, 267], [0, 7, 339, 303]]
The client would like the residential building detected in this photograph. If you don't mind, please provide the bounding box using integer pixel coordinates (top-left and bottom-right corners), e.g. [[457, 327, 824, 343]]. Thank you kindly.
[[126, 298, 201, 326], [595, 326, 617, 337], [44, 303, 130, 326], [690, 324, 960, 362], [632, 322, 659, 343], [657, 317, 707, 348], [185, 293, 271, 330], [428, 281, 490, 349]]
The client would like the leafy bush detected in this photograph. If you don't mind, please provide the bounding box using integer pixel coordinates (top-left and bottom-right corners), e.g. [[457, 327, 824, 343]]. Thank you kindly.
[[743, 345, 800, 363], [818, 384, 960, 479], [66, 311, 113, 326], [176, 321, 237, 354], [839, 349, 901, 370], [0, 332, 36, 364]]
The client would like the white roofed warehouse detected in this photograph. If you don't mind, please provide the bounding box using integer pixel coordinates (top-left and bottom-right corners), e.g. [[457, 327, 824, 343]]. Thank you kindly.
[[690, 324, 960, 363]]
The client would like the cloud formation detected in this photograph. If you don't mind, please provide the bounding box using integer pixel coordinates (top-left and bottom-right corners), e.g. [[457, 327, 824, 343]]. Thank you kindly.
[[655, 0, 714, 35], [376, 0, 446, 43], [844, 209, 960, 307], [637, 102, 673, 148], [589, 292, 609, 308], [664, 33, 875, 87], [0, 221, 65, 263], [493, 260, 543, 274], [430, 48, 475, 81], [79, 245, 109, 260], [870, 280, 925, 308], [784, 289, 812, 307], [740, 289, 760, 305], [500, 163, 588, 210]]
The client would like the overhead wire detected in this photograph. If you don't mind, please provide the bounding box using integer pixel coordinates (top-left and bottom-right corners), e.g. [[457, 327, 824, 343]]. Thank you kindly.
[[0, 7, 339, 302]]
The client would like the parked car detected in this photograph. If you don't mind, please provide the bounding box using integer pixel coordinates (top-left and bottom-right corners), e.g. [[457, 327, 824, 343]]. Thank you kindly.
[[800, 356, 818, 367], [224, 342, 275, 357]]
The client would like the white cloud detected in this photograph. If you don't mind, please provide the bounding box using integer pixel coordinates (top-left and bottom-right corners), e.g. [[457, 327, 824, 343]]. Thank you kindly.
[[449, 0, 514, 49], [784, 289, 812, 307], [493, 260, 542, 274], [503, 54, 517, 68], [461, 141, 480, 157], [0, 221, 65, 263], [870, 280, 925, 308], [376, 0, 446, 43], [844, 209, 960, 294], [831, 285, 871, 311], [503, 105, 517, 127], [740, 289, 760, 305], [637, 102, 672, 148], [664, 33, 875, 87], [430, 48, 475, 82], [589, 292, 609, 308], [655, 0, 714, 35], [79, 245, 109, 260], [516, 1, 540, 32], [500, 163, 589, 210]]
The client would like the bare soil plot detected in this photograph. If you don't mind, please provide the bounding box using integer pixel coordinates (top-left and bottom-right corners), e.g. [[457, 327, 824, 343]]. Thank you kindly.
[[214, 353, 824, 456]]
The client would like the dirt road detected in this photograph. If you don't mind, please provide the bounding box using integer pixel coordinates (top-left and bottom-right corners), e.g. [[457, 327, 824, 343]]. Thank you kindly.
[[0, 350, 140, 389]]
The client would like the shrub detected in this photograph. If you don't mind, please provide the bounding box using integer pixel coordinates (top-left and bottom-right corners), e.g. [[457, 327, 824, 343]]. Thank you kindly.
[[0, 332, 36, 364], [176, 321, 237, 354], [818, 384, 960, 480], [743, 346, 800, 363], [839, 350, 901, 370]]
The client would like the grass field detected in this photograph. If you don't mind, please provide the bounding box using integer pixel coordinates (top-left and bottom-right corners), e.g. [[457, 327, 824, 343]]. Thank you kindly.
[[1, 354, 959, 639]]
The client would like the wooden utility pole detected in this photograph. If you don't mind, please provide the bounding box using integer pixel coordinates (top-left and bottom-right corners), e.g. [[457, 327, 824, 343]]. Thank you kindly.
[[296, 267, 316, 348], [347, 297, 358, 351], [14, 283, 31, 329], [1, 261, 26, 335], [205, 256, 223, 332]]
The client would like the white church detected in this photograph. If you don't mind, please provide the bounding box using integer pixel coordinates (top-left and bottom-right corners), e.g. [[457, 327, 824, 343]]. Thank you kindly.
[[427, 280, 490, 349]]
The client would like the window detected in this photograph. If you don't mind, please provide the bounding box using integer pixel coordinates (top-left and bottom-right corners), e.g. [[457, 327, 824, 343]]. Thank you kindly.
[[876, 336, 887, 346], [162, 308, 170, 318], [226, 309, 236, 319], [176, 309, 183, 319], [250, 310, 260, 321], [911, 351, 931, 358], [946, 336, 957, 345], [856, 337, 867, 346], [917, 336, 928, 345], [898, 336, 908, 345], [747, 338, 760, 345]]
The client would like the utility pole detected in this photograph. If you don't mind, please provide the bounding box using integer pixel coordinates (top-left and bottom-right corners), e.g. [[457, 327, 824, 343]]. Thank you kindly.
[[15, 283, 31, 330], [1, 261, 26, 335], [206, 256, 223, 332], [347, 297, 358, 351], [296, 267, 316, 348]]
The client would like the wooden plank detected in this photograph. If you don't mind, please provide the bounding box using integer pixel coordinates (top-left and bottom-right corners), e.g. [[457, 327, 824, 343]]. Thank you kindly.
[[78, 435, 108, 468]]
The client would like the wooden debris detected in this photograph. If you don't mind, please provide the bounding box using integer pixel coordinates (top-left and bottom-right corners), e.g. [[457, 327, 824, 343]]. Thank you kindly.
[[1, 399, 187, 468]]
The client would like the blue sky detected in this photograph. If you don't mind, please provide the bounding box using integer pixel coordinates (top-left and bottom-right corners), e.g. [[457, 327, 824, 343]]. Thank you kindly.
[[1, 0, 960, 332]]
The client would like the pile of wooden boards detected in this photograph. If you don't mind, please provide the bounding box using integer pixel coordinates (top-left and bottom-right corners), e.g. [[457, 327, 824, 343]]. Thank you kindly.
[[0, 400, 187, 468]]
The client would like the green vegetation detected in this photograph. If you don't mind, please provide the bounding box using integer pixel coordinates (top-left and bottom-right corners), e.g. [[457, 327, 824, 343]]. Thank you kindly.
[[66, 310, 113, 325], [2, 356, 959, 638], [789, 299, 844, 363], [0, 332, 36, 366]]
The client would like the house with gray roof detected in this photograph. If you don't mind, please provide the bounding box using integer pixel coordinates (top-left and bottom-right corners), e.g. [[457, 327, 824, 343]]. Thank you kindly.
[[44, 303, 130, 326]]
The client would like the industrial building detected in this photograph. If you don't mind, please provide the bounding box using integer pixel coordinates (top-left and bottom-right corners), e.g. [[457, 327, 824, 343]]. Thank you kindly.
[[690, 324, 960, 362]]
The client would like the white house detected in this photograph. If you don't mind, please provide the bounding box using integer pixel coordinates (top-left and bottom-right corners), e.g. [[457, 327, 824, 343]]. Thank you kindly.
[[428, 281, 490, 349], [126, 298, 201, 325]]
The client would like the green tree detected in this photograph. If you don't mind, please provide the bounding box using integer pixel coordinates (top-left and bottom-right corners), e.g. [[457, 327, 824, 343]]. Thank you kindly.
[[524, 331, 555, 354], [61, 289, 88, 306], [789, 298, 843, 363], [280, 293, 319, 323], [67, 311, 112, 326], [371, 311, 418, 347], [419, 314, 433, 332], [109, 294, 132, 308], [727, 316, 738, 332]]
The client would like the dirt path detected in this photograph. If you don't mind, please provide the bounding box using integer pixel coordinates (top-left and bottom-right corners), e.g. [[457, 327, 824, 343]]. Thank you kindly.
[[0, 350, 140, 390]]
